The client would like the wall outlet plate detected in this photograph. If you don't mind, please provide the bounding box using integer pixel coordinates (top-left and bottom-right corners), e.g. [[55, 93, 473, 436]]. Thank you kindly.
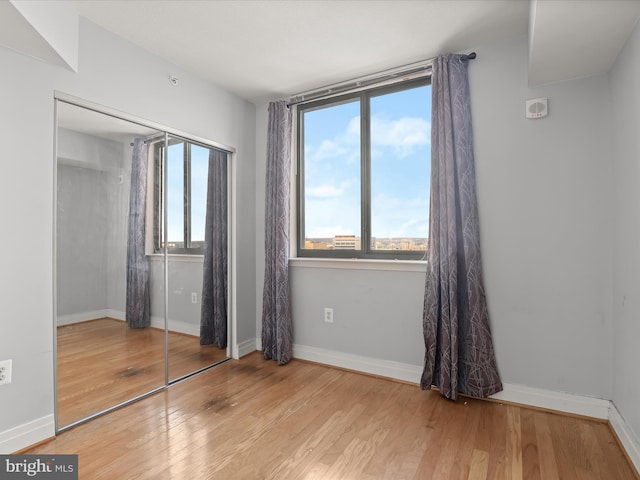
[[324, 308, 334, 323], [0, 359, 12, 386]]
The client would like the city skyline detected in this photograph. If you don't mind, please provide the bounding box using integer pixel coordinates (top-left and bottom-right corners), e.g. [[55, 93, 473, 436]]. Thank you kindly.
[[304, 234, 427, 252]]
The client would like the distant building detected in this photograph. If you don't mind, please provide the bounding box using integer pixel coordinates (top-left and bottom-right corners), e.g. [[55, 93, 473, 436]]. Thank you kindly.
[[304, 239, 332, 250], [333, 235, 361, 250]]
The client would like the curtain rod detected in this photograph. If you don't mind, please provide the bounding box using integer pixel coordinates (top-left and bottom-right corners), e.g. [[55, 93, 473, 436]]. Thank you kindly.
[[130, 132, 166, 147], [288, 52, 476, 107]]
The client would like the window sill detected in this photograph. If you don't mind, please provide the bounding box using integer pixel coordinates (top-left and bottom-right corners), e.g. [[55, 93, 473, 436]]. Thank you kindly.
[[289, 257, 427, 272], [147, 254, 204, 263]]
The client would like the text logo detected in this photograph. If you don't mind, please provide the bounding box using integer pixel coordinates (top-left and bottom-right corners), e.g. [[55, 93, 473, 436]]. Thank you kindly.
[[0, 455, 78, 479]]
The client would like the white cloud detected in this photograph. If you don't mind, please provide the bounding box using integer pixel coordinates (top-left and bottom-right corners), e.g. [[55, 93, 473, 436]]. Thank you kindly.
[[346, 116, 360, 136], [395, 218, 429, 237], [371, 193, 429, 238], [371, 115, 430, 157], [373, 193, 428, 209], [314, 140, 347, 160], [307, 116, 360, 162], [306, 183, 346, 198]]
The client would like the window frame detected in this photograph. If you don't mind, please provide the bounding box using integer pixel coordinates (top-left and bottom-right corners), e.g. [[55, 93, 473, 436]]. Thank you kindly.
[[153, 138, 206, 255], [296, 77, 431, 260]]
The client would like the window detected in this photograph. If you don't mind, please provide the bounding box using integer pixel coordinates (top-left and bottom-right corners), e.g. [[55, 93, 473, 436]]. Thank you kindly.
[[154, 139, 210, 254], [297, 79, 431, 259]]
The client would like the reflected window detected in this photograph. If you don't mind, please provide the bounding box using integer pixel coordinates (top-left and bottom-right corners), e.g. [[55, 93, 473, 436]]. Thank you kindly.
[[154, 140, 210, 254]]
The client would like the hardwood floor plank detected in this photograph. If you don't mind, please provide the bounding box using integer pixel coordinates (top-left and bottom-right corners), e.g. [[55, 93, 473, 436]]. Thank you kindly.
[[25, 353, 638, 480], [431, 401, 475, 479], [365, 387, 437, 479], [477, 400, 509, 480], [467, 449, 489, 480], [452, 399, 483, 479], [533, 412, 560, 480], [595, 421, 640, 479], [506, 405, 523, 480], [520, 408, 541, 480]]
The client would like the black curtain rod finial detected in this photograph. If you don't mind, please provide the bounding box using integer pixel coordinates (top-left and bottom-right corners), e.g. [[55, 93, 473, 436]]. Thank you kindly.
[[463, 52, 477, 61]]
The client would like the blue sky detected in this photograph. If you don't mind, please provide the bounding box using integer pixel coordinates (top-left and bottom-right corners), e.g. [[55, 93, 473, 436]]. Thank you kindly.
[[302, 83, 431, 240], [166, 143, 208, 244]]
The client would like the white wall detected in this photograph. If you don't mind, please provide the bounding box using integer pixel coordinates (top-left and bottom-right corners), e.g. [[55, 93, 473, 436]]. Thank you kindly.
[[472, 35, 613, 399], [56, 164, 109, 318], [56, 129, 124, 322], [255, 104, 268, 345], [0, 17, 256, 450], [610, 20, 640, 442], [255, 34, 614, 399]]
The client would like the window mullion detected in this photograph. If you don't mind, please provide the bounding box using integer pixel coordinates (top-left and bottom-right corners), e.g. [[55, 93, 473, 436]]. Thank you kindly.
[[183, 144, 191, 250], [297, 109, 306, 254], [154, 145, 164, 253], [361, 94, 370, 258]]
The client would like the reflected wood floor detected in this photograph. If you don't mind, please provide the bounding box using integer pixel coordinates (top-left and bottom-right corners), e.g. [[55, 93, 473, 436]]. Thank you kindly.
[[57, 318, 227, 427], [32, 352, 637, 479]]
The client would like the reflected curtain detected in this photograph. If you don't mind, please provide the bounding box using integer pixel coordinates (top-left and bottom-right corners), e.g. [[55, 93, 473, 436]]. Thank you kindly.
[[200, 149, 228, 347], [126, 138, 151, 329], [421, 54, 502, 399], [261, 100, 293, 365]]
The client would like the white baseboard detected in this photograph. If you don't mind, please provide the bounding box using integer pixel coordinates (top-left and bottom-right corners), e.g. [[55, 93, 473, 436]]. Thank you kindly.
[[609, 403, 640, 474], [150, 315, 200, 337], [60, 310, 200, 337], [0, 415, 55, 454], [490, 384, 611, 419], [56, 310, 108, 326], [109, 310, 200, 337], [292, 344, 423, 384], [107, 309, 126, 321], [237, 338, 258, 358]]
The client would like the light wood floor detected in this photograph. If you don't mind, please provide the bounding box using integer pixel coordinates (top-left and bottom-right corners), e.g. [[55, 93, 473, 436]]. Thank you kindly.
[[32, 352, 637, 479], [57, 318, 228, 427]]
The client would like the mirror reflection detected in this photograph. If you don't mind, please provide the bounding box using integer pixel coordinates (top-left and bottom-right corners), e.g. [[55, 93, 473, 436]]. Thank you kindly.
[[55, 100, 230, 429], [158, 135, 229, 382]]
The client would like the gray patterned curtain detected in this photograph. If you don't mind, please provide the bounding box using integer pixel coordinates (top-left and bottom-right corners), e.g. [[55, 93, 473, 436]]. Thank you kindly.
[[421, 54, 502, 399], [126, 138, 151, 329], [261, 100, 293, 365], [200, 148, 228, 347]]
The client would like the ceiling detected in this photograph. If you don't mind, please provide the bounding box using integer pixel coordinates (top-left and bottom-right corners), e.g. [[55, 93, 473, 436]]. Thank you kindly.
[[3, 1, 640, 105], [68, 0, 528, 104]]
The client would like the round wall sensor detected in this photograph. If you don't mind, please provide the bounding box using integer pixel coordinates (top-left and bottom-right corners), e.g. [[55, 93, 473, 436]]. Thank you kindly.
[[525, 98, 548, 119]]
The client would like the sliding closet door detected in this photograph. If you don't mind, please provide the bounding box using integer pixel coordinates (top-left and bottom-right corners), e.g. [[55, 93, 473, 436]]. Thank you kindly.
[[55, 101, 166, 429], [161, 136, 229, 382], [55, 95, 233, 431]]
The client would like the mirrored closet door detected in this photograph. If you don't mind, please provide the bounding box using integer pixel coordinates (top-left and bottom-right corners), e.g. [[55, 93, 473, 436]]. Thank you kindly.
[[54, 96, 232, 431], [161, 135, 230, 382]]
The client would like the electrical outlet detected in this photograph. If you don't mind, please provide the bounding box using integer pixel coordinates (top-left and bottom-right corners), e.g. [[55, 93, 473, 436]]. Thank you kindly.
[[0, 359, 12, 386], [324, 307, 334, 323], [191, 292, 197, 304]]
